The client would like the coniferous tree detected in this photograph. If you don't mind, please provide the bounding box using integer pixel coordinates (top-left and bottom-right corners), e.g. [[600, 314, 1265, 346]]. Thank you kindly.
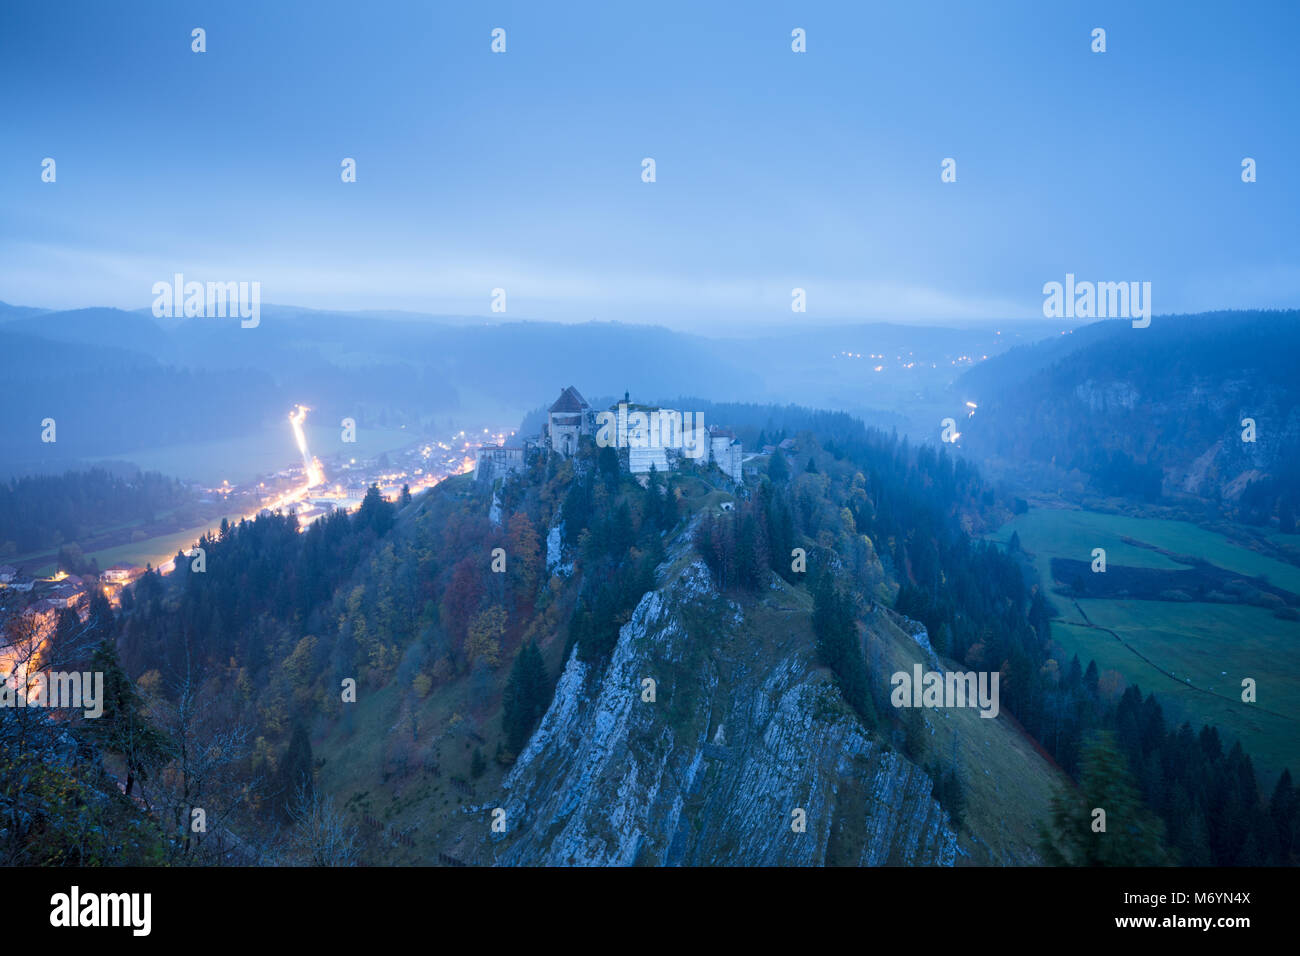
[[643, 465, 673, 534], [502, 641, 549, 755], [611, 500, 635, 555], [358, 484, 395, 537], [598, 445, 621, 492], [929, 766, 966, 829], [86, 639, 170, 797], [275, 722, 315, 819], [1039, 731, 1169, 866], [768, 449, 790, 484], [813, 576, 873, 726], [561, 477, 592, 545]]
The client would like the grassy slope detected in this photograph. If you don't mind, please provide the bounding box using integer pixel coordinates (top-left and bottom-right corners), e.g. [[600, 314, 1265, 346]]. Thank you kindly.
[[868, 611, 1067, 865]]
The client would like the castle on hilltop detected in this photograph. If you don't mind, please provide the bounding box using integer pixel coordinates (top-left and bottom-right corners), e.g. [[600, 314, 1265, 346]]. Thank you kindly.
[[545, 386, 593, 458], [474, 386, 745, 484]]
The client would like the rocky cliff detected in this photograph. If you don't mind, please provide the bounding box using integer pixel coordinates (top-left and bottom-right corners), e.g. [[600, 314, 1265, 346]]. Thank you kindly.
[[483, 557, 957, 866]]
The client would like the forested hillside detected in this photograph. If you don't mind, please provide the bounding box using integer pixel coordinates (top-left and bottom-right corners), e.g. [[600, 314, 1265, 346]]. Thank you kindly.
[[958, 311, 1300, 525], [6, 402, 1296, 866], [0, 468, 194, 557]]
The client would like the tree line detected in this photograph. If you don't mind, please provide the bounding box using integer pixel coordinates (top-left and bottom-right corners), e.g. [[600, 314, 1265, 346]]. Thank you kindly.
[[0, 468, 193, 556]]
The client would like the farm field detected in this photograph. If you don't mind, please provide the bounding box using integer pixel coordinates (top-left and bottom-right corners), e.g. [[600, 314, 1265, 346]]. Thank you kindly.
[[84, 516, 246, 573], [988, 506, 1300, 595], [19, 515, 245, 577], [990, 506, 1300, 784]]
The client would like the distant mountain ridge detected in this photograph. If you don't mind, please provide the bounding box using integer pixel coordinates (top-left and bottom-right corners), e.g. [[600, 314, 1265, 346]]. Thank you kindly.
[[0, 300, 1064, 477], [0, 300, 51, 323]]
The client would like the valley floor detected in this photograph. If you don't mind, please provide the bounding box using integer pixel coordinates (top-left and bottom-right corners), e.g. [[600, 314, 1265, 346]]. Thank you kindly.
[[988, 506, 1300, 784]]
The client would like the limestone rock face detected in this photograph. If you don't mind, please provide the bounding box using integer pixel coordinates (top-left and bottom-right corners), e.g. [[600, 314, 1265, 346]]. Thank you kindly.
[[1074, 379, 1140, 413], [487, 560, 957, 866], [545, 523, 565, 575]]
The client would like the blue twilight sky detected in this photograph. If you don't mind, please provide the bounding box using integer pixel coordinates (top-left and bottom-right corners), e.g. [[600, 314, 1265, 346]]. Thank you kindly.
[[1, 0, 1297, 330]]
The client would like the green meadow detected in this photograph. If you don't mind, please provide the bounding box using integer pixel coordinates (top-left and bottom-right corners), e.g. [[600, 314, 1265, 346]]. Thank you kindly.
[[20, 515, 246, 577], [990, 507, 1300, 783], [85, 516, 246, 572], [988, 507, 1300, 595]]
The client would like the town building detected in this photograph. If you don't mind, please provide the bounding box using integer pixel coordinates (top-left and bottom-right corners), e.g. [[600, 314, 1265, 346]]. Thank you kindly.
[[45, 578, 87, 610], [101, 562, 141, 585], [25, 598, 61, 631], [99, 563, 144, 607]]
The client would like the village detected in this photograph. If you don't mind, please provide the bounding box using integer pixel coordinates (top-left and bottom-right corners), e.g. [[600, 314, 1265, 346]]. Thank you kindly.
[[0, 563, 104, 684], [0, 425, 486, 683]]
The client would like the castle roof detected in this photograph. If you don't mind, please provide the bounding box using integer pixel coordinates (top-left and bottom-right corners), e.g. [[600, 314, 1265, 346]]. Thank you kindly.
[[549, 386, 589, 414]]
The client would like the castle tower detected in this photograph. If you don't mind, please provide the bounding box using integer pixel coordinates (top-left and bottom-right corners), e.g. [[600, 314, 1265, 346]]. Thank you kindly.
[[546, 386, 591, 458]]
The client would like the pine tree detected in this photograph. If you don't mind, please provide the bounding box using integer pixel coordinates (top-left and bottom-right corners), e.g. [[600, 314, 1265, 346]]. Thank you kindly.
[[86, 640, 170, 797], [502, 641, 549, 755], [643, 465, 675, 534], [1039, 731, 1169, 865], [598, 445, 621, 492], [768, 449, 790, 484], [736, 513, 763, 590], [358, 484, 395, 536], [561, 478, 591, 545], [812, 576, 873, 726], [275, 722, 315, 818], [611, 501, 635, 555], [936, 768, 966, 829]]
